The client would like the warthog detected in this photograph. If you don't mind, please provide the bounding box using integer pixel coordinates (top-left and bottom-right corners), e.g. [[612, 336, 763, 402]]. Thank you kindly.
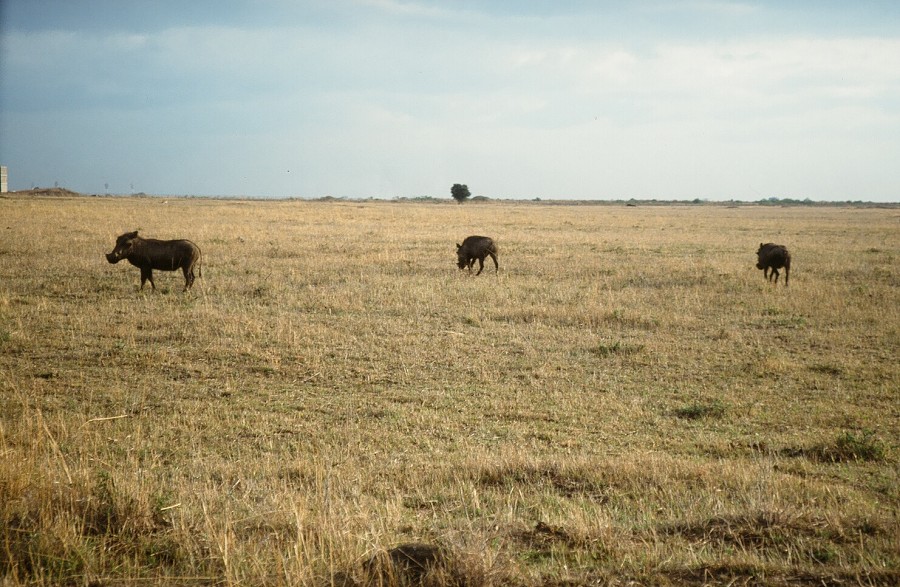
[[106, 231, 202, 291], [756, 242, 791, 286], [456, 235, 498, 275]]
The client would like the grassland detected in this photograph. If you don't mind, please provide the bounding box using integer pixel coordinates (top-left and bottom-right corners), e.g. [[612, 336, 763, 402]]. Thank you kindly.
[[0, 195, 897, 586]]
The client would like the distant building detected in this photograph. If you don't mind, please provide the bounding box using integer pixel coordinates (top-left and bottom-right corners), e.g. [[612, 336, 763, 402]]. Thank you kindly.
[[0, 166, 7, 193]]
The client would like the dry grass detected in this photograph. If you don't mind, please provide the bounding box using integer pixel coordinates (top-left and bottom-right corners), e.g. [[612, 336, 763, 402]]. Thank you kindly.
[[0, 195, 898, 586]]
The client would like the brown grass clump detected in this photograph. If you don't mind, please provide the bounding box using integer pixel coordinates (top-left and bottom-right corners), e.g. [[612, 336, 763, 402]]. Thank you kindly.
[[0, 196, 897, 586]]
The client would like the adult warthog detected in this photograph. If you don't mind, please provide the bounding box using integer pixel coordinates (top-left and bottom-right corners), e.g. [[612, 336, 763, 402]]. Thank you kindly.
[[756, 242, 791, 286], [456, 235, 498, 275], [106, 231, 202, 291]]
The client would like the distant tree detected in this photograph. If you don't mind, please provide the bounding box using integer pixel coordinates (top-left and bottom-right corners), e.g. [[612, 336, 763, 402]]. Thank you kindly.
[[451, 183, 471, 204]]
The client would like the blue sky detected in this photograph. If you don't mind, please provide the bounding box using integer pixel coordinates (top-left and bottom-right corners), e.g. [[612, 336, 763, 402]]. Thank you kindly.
[[1, 1, 899, 200]]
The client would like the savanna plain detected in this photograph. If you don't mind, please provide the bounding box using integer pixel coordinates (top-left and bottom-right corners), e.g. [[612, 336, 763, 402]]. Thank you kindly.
[[0, 195, 898, 587]]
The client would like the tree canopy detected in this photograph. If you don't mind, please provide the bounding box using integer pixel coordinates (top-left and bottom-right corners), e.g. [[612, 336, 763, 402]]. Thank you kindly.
[[451, 184, 471, 203]]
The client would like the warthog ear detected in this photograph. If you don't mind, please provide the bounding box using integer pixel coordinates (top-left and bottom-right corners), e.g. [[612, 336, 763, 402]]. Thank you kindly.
[[456, 243, 461, 248]]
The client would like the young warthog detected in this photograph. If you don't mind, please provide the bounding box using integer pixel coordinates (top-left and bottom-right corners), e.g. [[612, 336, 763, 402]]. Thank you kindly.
[[106, 231, 202, 291], [756, 242, 791, 286], [456, 235, 498, 275]]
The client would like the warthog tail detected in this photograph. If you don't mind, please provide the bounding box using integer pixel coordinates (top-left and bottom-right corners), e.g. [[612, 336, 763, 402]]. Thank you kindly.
[[193, 242, 202, 278]]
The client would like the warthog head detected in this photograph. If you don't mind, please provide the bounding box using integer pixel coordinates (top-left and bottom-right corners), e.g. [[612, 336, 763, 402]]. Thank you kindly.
[[456, 247, 469, 270], [106, 230, 139, 264]]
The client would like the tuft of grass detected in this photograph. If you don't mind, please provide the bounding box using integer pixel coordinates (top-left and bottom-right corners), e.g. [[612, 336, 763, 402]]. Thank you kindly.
[[782, 429, 887, 463], [809, 363, 843, 376], [673, 399, 727, 420], [819, 430, 886, 463], [589, 340, 644, 358]]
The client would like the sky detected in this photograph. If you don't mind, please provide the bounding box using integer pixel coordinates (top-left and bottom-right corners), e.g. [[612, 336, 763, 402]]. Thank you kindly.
[[1, 1, 899, 201]]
